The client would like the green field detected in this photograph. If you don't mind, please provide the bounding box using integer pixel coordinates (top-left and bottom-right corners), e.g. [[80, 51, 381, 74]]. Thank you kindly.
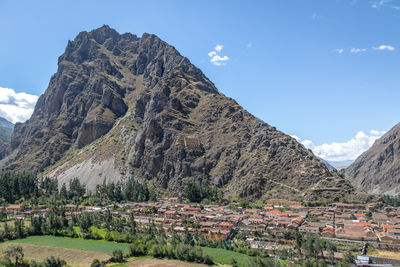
[[202, 247, 251, 266], [8, 236, 130, 253], [5, 236, 256, 266]]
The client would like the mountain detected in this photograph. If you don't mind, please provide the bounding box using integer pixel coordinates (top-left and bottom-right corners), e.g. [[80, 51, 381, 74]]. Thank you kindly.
[[0, 25, 354, 201], [345, 123, 400, 195], [317, 157, 336, 171], [329, 160, 353, 171], [0, 117, 14, 149]]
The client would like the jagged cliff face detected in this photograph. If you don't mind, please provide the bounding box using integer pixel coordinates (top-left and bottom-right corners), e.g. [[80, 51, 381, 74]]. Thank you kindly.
[[0, 117, 13, 150], [345, 123, 400, 195], [0, 26, 354, 201]]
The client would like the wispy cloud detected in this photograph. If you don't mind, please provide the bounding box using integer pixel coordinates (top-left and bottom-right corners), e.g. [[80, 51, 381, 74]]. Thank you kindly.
[[371, 0, 390, 8], [350, 48, 367, 53], [246, 42, 252, 48], [373, 44, 395, 51], [371, 0, 400, 9], [311, 13, 323, 20], [336, 48, 344, 54], [294, 130, 386, 162], [0, 86, 38, 123], [208, 44, 229, 66]]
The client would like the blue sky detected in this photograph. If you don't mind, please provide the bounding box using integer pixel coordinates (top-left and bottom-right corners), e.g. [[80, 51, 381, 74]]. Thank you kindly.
[[0, 0, 399, 163]]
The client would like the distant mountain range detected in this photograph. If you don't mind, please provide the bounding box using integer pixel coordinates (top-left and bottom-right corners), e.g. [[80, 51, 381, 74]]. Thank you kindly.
[[0, 117, 14, 149], [327, 160, 354, 171], [0, 25, 355, 201], [345, 122, 400, 195]]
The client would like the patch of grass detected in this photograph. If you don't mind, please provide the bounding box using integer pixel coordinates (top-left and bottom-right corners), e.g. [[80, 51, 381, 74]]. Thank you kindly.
[[201, 247, 250, 267], [8, 236, 130, 254], [368, 249, 400, 260], [0, 243, 110, 266]]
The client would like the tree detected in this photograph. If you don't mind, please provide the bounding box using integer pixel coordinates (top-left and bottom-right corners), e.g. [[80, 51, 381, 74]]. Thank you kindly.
[[41, 177, 58, 195], [295, 231, 303, 257], [68, 178, 85, 199], [60, 183, 68, 200], [90, 259, 104, 267], [366, 211, 373, 220], [343, 251, 355, 264], [79, 212, 93, 233], [111, 249, 124, 263], [13, 220, 24, 239], [43, 256, 66, 267], [3, 246, 25, 267], [129, 213, 137, 235]]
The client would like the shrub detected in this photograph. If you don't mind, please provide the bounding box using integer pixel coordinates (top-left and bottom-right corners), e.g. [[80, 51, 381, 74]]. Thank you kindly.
[[43, 256, 67, 267], [110, 249, 124, 263], [90, 259, 104, 267]]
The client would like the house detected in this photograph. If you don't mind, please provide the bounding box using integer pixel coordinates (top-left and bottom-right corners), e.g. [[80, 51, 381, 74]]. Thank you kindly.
[[182, 205, 200, 212], [335, 227, 377, 241], [321, 226, 335, 237], [377, 230, 400, 243], [265, 210, 281, 218], [248, 218, 264, 224], [208, 229, 230, 240], [165, 210, 177, 218], [298, 225, 319, 234], [6, 205, 24, 212], [219, 221, 234, 230]]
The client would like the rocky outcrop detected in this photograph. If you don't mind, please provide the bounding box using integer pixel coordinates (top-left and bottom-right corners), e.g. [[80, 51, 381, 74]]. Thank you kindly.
[[0, 26, 354, 201], [345, 123, 400, 195], [0, 117, 13, 150]]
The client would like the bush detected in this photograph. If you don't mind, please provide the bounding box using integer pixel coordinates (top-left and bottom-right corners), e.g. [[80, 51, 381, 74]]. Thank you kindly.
[[43, 256, 66, 267], [3, 246, 27, 267], [129, 240, 148, 256], [248, 256, 280, 267], [90, 259, 104, 267], [110, 249, 124, 263]]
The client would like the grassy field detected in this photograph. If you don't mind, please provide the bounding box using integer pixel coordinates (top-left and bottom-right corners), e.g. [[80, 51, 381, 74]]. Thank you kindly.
[[126, 258, 207, 267], [8, 236, 130, 253], [202, 247, 251, 266], [1, 236, 257, 266], [368, 249, 400, 260], [0, 243, 110, 267]]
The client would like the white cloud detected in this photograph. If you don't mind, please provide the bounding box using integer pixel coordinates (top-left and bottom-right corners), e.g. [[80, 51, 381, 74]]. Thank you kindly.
[[208, 44, 229, 66], [210, 55, 229, 66], [296, 130, 386, 162], [373, 45, 395, 51], [215, 44, 223, 52], [351, 48, 367, 53], [336, 48, 344, 54], [0, 86, 38, 123]]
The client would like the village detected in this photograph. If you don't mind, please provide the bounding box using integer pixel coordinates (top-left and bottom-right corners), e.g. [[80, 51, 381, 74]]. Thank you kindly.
[[5, 199, 400, 247]]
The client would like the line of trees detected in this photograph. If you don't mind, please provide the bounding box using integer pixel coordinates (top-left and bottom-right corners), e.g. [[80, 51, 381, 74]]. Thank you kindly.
[[381, 194, 400, 207], [0, 172, 39, 203], [0, 172, 157, 206], [184, 180, 222, 203]]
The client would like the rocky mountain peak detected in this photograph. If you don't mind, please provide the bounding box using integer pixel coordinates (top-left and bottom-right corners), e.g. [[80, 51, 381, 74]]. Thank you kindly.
[[0, 26, 355, 201]]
